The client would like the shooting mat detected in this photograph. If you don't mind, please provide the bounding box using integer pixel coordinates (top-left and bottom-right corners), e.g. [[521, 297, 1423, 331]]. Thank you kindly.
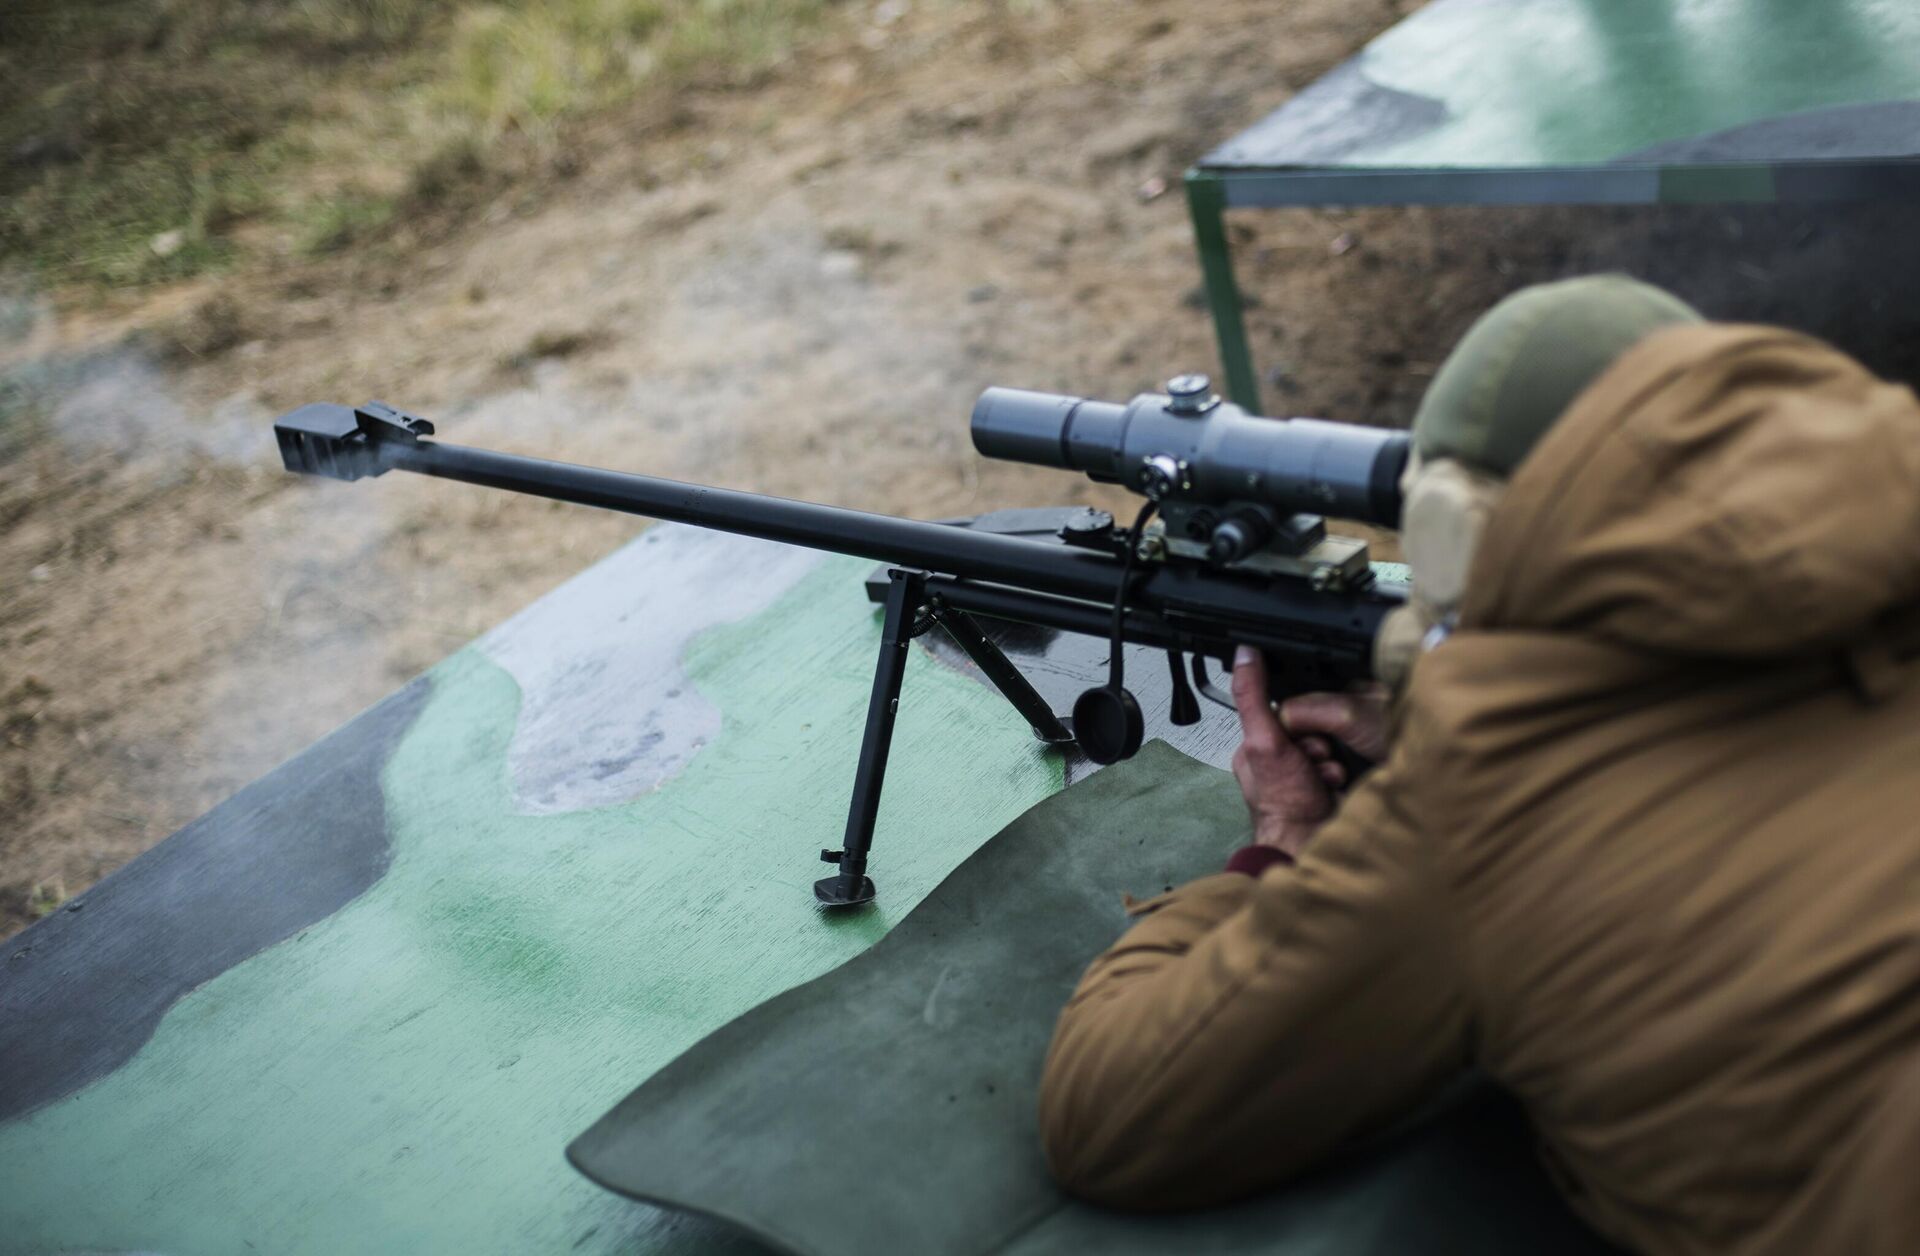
[[569, 740, 1613, 1256]]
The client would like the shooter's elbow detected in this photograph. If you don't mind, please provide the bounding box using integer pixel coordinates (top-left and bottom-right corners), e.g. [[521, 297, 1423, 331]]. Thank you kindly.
[[1037, 1020, 1182, 1211]]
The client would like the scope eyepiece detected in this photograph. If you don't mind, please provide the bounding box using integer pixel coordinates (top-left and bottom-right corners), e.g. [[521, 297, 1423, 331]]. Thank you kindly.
[[971, 380, 1407, 528]]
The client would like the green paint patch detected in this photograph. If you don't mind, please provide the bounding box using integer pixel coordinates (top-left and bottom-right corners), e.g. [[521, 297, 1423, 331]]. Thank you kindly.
[[0, 556, 1063, 1255]]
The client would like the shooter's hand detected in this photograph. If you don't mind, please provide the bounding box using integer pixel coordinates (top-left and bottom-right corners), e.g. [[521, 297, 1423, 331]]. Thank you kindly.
[[1230, 646, 1336, 858], [1280, 684, 1391, 784]]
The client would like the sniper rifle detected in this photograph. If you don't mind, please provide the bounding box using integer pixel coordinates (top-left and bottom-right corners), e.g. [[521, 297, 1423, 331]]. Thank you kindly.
[[272, 373, 1408, 906]]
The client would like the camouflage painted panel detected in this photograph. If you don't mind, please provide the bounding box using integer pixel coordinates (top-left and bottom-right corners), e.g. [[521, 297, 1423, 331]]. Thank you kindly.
[[0, 530, 1069, 1255], [0, 516, 1362, 1253], [1204, 0, 1920, 170]]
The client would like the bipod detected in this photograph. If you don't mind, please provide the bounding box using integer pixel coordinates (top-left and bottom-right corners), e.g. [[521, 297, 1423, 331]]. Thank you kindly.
[[814, 568, 1075, 907]]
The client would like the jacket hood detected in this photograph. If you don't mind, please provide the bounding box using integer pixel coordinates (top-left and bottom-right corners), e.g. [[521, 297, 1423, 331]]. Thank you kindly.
[[1460, 324, 1920, 659]]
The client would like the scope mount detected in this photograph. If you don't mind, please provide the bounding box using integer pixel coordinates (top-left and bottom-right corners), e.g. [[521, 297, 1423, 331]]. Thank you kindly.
[[1149, 501, 1372, 593]]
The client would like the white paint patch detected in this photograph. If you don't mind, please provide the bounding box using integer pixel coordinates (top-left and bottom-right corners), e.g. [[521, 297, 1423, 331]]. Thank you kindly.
[[478, 525, 822, 814]]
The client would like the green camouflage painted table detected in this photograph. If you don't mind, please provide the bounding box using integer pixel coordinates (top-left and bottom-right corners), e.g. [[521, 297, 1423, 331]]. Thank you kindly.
[[0, 525, 1246, 1255], [1189, 0, 1920, 408]]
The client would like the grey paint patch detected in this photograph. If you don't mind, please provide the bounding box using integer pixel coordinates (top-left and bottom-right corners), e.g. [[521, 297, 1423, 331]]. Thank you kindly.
[[479, 525, 821, 814], [1201, 61, 1448, 169]]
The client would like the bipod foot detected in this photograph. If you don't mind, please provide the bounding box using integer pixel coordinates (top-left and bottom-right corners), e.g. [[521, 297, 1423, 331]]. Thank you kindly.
[[813, 852, 877, 908]]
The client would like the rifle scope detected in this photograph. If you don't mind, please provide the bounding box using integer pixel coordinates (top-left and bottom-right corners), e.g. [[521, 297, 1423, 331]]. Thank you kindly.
[[971, 375, 1409, 528]]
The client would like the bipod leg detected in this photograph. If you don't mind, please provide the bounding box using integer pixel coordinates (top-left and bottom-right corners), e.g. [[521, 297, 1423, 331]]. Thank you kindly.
[[816, 568, 928, 908], [927, 602, 1073, 746]]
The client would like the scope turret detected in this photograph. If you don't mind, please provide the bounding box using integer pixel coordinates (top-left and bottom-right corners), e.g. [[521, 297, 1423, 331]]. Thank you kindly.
[[971, 378, 1408, 528]]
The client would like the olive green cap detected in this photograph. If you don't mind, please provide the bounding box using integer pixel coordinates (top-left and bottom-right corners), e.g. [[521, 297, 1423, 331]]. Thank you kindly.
[[1412, 275, 1702, 474]]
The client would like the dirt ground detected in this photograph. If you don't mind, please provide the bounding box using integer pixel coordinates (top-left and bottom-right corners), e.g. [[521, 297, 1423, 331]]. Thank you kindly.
[[5, 0, 1919, 937]]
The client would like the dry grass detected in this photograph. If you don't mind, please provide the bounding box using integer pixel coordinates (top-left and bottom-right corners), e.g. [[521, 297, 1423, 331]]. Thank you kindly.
[[437, 0, 834, 129], [0, 0, 843, 289]]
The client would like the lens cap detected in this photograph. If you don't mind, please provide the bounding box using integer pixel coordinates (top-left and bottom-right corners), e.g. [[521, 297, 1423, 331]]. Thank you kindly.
[[1071, 684, 1144, 765]]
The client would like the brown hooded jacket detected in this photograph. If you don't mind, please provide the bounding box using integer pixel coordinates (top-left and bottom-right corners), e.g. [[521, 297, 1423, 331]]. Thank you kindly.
[[1038, 325, 1920, 1255]]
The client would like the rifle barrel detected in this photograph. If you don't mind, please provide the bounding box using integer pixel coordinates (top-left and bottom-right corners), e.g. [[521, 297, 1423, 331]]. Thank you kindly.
[[381, 439, 1132, 598], [371, 438, 1396, 661]]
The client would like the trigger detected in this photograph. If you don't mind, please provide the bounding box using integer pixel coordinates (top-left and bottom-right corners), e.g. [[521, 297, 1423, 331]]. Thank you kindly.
[[1190, 653, 1236, 710]]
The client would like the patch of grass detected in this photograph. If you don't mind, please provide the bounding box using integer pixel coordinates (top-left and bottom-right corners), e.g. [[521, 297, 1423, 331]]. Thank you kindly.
[[404, 134, 491, 208], [0, 0, 440, 287], [1, 0, 844, 292], [296, 194, 400, 257], [435, 0, 831, 132], [26, 878, 68, 920]]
